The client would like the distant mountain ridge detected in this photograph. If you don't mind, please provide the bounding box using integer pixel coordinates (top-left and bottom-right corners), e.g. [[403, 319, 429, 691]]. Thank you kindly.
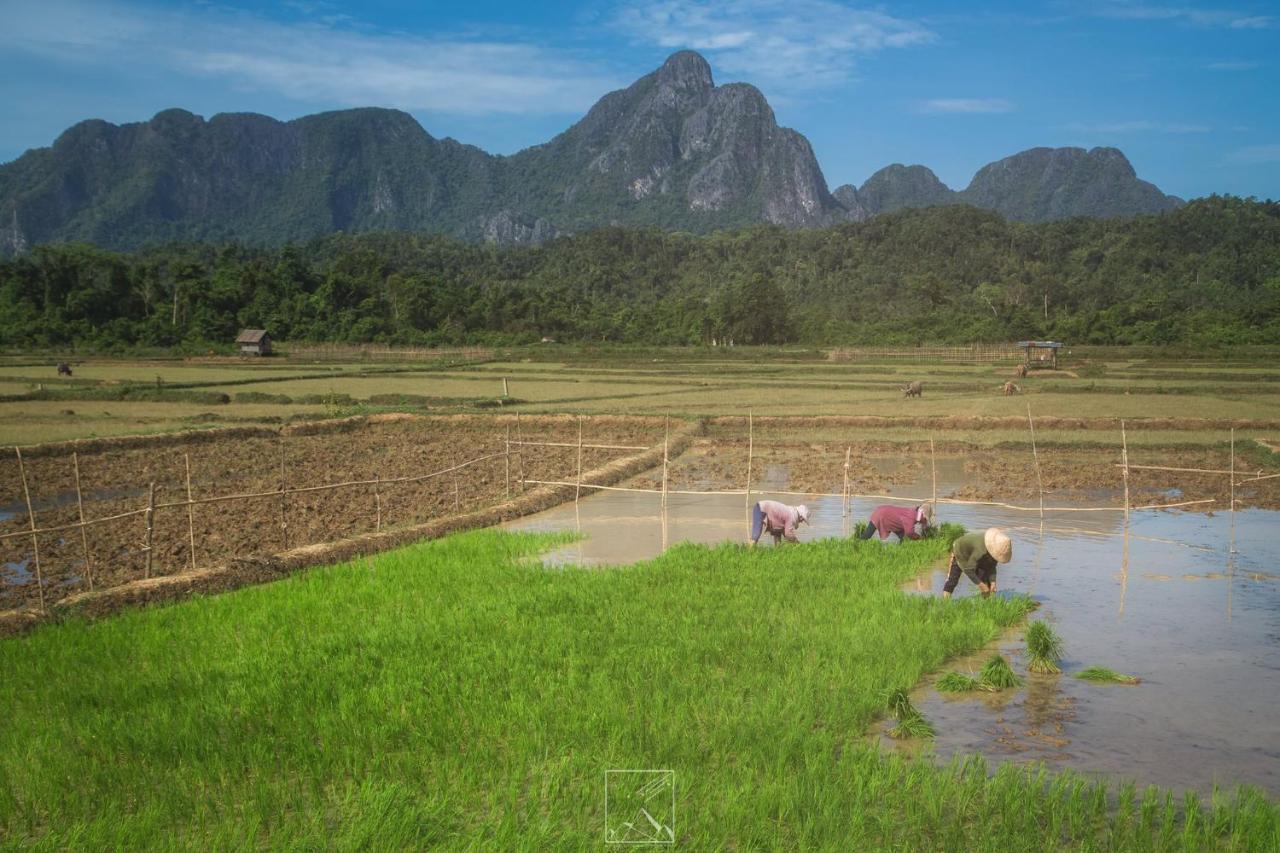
[[0, 51, 1182, 253]]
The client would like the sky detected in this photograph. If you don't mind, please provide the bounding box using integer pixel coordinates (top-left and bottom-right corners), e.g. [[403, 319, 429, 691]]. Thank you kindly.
[[2, 0, 1277, 200]]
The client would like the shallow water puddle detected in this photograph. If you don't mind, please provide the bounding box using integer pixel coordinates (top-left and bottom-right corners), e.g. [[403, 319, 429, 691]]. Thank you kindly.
[[504, 477, 1280, 796]]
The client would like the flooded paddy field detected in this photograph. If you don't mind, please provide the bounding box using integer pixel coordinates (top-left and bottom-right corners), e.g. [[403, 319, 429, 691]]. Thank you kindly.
[[506, 462, 1280, 798]]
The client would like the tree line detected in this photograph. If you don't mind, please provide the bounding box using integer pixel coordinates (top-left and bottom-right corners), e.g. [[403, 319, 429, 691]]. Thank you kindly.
[[2, 196, 1277, 350]]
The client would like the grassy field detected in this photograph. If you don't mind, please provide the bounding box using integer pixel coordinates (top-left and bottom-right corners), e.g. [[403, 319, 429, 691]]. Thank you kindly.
[[2, 348, 1279, 446], [2, 529, 1274, 848]]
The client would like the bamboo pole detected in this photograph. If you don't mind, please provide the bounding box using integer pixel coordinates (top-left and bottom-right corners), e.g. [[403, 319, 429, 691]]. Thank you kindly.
[[1027, 403, 1044, 524], [515, 412, 526, 489], [502, 376, 509, 398], [661, 416, 670, 509], [374, 473, 383, 532], [842, 447, 851, 518], [279, 438, 289, 550], [183, 453, 196, 571], [143, 482, 156, 580], [15, 448, 45, 613], [575, 418, 584, 506], [1229, 427, 1237, 554], [72, 452, 94, 589], [1111, 463, 1236, 476], [929, 435, 937, 509], [453, 472, 461, 513], [1121, 419, 1130, 521], [504, 425, 511, 501], [744, 411, 754, 531]]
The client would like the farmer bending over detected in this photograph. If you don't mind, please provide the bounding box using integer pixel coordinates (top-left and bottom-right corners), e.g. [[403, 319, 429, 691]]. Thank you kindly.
[[750, 500, 809, 546], [943, 527, 1012, 598], [859, 503, 934, 542]]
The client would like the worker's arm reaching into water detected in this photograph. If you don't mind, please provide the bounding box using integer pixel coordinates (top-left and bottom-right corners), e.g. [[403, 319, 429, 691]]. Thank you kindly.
[[859, 504, 934, 542]]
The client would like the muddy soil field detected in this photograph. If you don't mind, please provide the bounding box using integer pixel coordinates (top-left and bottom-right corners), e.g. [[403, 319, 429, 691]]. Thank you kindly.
[[0, 414, 664, 610]]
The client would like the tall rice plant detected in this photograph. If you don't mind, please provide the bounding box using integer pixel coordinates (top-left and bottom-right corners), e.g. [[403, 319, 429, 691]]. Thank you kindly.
[[1025, 621, 1063, 674]]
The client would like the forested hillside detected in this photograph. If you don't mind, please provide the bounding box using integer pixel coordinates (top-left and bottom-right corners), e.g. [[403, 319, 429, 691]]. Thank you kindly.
[[2, 197, 1276, 349]]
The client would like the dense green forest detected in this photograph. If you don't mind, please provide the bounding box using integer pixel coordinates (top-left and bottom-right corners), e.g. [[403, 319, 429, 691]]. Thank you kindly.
[[2, 197, 1277, 349]]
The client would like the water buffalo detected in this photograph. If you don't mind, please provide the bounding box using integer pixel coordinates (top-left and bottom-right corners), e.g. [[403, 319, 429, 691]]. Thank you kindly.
[[56, 362, 72, 377], [903, 381, 923, 398]]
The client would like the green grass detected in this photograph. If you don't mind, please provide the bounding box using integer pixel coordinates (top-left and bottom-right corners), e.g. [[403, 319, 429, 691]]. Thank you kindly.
[[1076, 667, 1142, 685], [936, 671, 990, 693], [1, 531, 1276, 848], [1026, 621, 1065, 674], [980, 653, 1025, 689]]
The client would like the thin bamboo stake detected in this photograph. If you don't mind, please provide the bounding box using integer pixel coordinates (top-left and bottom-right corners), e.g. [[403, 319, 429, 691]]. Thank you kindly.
[[504, 424, 511, 501], [515, 412, 526, 489], [453, 472, 461, 512], [72, 452, 94, 590], [511, 440, 647, 451], [744, 411, 754, 531], [279, 438, 289, 550], [502, 376, 509, 397], [1111, 463, 1236, 476], [1238, 470, 1280, 484], [1027, 403, 1044, 524], [1121, 419, 1130, 521], [575, 418, 584, 506], [15, 448, 45, 613], [929, 435, 937, 509], [374, 473, 383, 532], [1229, 427, 1237, 554], [143, 482, 156, 580], [842, 447, 851, 518], [183, 453, 196, 571], [661, 416, 670, 509]]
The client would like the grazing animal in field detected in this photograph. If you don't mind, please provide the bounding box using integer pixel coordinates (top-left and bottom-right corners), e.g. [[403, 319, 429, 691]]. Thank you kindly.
[[1002, 381, 1021, 396], [1015, 364, 1028, 378], [903, 381, 923, 398], [56, 362, 72, 376]]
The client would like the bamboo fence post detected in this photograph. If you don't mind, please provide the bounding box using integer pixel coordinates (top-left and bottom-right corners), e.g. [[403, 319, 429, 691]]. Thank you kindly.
[[575, 417, 584, 506], [515, 412, 526, 489], [661, 415, 670, 509], [1229, 427, 1237, 554], [183, 453, 196, 571], [504, 424, 511, 501], [453, 472, 461, 512], [374, 473, 383, 532], [842, 447, 851, 518], [929, 435, 937, 509], [744, 412, 754, 530], [15, 448, 45, 613], [502, 376, 509, 398], [1027, 403, 1044, 524], [279, 438, 289, 550], [72, 452, 94, 589], [1120, 419, 1130, 521], [143, 482, 156, 580]]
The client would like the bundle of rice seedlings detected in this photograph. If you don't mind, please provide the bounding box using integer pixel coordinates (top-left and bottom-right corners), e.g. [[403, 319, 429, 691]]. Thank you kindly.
[[883, 687, 935, 739], [936, 672, 982, 693], [1075, 666, 1140, 685], [1025, 621, 1063, 674], [978, 653, 1022, 689]]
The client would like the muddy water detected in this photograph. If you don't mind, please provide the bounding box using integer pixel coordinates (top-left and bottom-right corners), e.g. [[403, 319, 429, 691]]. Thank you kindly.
[[505, 463, 1280, 797]]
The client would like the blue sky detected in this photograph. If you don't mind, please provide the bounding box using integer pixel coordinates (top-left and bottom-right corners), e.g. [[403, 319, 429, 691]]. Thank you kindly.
[[2, 0, 1277, 200]]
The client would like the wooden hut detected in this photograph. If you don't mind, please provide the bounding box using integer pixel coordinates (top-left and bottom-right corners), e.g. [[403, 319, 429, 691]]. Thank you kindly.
[[236, 329, 272, 356], [1017, 340, 1062, 369]]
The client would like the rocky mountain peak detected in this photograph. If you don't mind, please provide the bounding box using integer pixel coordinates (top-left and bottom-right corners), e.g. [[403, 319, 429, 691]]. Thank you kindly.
[[657, 50, 714, 93]]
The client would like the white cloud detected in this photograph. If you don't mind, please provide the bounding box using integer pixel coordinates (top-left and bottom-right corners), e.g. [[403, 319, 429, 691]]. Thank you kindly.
[[613, 0, 935, 91], [1206, 60, 1263, 70], [918, 98, 1014, 114], [1229, 15, 1273, 28], [1086, 2, 1273, 29], [1066, 120, 1212, 134], [1227, 144, 1280, 163], [0, 0, 623, 116]]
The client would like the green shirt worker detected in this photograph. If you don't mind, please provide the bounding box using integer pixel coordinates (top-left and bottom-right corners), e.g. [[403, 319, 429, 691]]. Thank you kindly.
[[943, 528, 1012, 598]]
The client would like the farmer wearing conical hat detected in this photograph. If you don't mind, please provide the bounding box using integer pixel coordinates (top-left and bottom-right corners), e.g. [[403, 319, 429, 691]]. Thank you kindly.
[[942, 528, 1012, 598], [750, 500, 809, 546], [858, 503, 935, 542]]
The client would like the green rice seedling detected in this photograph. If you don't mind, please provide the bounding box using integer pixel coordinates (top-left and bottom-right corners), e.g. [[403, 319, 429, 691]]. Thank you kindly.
[[1075, 666, 1141, 684], [935, 671, 990, 693], [1025, 620, 1064, 674], [978, 653, 1023, 689], [883, 687, 935, 739]]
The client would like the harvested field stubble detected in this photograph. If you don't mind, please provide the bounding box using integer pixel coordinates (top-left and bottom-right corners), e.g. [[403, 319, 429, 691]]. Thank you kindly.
[[0, 414, 666, 611]]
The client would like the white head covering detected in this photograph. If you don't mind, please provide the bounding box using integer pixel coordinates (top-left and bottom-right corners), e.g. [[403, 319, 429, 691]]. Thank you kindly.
[[984, 527, 1013, 564]]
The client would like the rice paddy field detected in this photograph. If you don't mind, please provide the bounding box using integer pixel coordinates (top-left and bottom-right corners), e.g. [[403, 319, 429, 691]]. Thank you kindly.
[[2, 345, 1279, 847]]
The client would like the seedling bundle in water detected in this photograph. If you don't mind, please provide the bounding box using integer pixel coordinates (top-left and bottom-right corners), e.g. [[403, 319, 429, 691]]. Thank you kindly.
[[884, 687, 934, 739], [979, 653, 1023, 689], [1025, 621, 1063, 674], [1076, 666, 1141, 685]]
